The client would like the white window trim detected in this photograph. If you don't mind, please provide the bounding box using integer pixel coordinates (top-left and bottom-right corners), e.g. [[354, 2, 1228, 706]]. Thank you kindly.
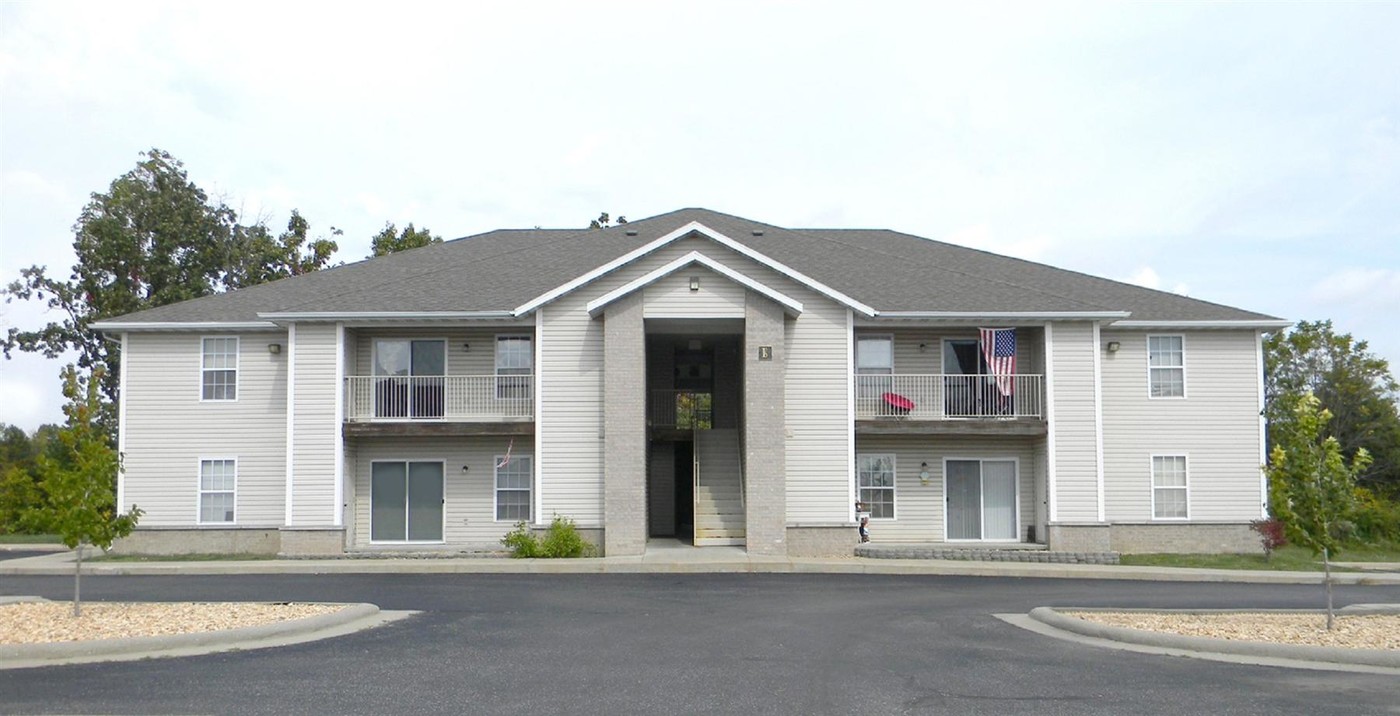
[[493, 453, 534, 523], [199, 335, 240, 402], [367, 459, 447, 545], [1150, 453, 1190, 521], [1146, 334, 1187, 400], [856, 452, 897, 521], [369, 338, 449, 422], [196, 457, 237, 525], [942, 457, 1022, 542]]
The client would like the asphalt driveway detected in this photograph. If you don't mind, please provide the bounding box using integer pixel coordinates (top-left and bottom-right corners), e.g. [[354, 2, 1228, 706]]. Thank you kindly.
[[1, 573, 1397, 715]]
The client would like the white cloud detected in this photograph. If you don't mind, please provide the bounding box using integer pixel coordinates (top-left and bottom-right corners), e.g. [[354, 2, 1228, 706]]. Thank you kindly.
[[1128, 267, 1162, 289], [1309, 268, 1400, 309]]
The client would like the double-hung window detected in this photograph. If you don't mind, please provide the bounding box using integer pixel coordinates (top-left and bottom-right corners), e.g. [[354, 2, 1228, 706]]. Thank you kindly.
[[1148, 335, 1185, 398], [495, 455, 532, 521], [1151, 455, 1188, 519], [198, 459, 236, 524], [201, 337, 238, 401], [857, 454, 895, 519], [495, 336, 533, 401]]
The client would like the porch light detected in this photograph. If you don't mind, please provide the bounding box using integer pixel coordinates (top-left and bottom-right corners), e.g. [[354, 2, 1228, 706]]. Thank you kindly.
[[463, 343, 471, 352], [461, 465, 470, 473], [689, 276, 700, 292], [1106, 341, 1121, 353], [268, 343, 282, 355], [919, 343, 928, 352], [920, 462, 930, 486]]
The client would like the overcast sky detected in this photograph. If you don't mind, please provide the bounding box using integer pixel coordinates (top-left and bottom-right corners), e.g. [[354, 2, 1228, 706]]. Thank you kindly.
[[2, 1, 1397, 431]]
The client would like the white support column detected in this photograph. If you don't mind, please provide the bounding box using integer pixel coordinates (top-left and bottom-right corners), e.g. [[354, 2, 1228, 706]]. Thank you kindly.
[[1044, 322, 1057, 523], [284, 322, 296, 526]]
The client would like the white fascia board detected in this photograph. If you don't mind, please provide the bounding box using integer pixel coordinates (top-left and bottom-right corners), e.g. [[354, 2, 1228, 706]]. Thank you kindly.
[[258, 311, 516, 322], [92, 320, 279, 332], [514, 221, 875, 317], [585, 251, 804, 316], [1109, 319, 1292, 330], [872, 311, 1132, 321]]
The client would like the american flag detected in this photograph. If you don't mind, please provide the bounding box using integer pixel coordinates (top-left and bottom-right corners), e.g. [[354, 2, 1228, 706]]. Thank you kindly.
[[979, 328, 1017, 397]]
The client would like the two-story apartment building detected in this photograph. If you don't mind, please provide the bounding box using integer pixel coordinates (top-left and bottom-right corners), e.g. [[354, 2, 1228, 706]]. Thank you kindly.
[[93, 208, 1288, 557]]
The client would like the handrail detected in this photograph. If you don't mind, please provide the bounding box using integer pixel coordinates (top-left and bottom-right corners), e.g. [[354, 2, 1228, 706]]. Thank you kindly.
[[854, 373, 1044, 419], [344, 375, 533, 421]]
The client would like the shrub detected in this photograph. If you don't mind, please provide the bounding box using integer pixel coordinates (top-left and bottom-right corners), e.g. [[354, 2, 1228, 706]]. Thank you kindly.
[[539, 515, 589, 558], [501, 521, 540, 558], [1350, 487, 1400, 543], [500, 515, 593, 558], [1249, 517, 1288, 558]]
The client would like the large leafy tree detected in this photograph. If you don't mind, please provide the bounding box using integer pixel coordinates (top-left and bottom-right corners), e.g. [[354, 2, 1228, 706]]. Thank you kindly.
[[226, 210, 341, 288], [369, 222, 440, 257], [2, 149, 339, 437], [1264, 320, 1400, 491]]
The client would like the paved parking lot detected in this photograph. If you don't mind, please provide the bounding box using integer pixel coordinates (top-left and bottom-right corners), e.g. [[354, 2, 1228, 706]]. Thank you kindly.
[[2, 573, 1397, 715]]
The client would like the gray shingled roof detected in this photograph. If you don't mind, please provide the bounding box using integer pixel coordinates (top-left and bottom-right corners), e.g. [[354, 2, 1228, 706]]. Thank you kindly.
[[100, 208, 1278, 324]]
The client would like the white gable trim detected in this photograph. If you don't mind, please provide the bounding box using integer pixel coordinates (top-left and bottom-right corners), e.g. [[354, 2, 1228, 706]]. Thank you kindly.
[[92, 320, 279, 332], [515, 221, 875, 317], [585, 251, 804, 317], [1110, 319, 1291, 329]]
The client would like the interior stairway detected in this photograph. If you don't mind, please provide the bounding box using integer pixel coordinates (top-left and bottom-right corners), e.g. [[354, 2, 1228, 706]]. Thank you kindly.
[[693, 428, 746, 546]]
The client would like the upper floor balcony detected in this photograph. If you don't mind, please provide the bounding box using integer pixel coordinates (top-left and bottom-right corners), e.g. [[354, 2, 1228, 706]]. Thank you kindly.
[[855, 374, 1043, 420], [345, 375, 533, 422]]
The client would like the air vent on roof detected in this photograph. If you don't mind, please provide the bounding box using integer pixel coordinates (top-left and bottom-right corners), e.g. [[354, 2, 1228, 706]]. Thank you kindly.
[[625, 229, 638, 236], [752, 230, 764, 236]]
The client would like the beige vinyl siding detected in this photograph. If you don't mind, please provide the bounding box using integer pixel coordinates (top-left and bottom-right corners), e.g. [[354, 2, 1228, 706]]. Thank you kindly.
[[539, 234, 851, 526], [855, 435, 1040, 542], [1049, 322, 1100, 521], [351, 327, 532, 377], [1102, 330, 1264, 521], [121, 331, 287, 526], [349, 436, 534, 548], [643, 267, 747, 318], [781, 287, 850, 523], [290, 323, 339, 526]]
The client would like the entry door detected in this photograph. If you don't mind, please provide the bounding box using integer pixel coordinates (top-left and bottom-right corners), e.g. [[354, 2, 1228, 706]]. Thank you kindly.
[[371, 461, 444, 542], [946, 459, 1018, 541]]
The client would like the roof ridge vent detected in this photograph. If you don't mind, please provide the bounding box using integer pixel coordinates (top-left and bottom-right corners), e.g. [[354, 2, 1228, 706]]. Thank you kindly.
[[625, 229, 638, 236], [751, 230, 764, 236]]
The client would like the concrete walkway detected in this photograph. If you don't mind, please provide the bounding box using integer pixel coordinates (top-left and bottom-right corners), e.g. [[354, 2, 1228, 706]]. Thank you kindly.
[[3, 547, 1399, 584]]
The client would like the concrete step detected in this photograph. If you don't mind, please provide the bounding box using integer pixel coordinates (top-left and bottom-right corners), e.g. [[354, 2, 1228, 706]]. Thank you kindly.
[[695, 514, 744, 529], [693, 536, 746, 547], [695, 500, 743, 514]]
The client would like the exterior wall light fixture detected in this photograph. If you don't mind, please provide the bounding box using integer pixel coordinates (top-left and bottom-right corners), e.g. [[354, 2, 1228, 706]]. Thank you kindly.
[[1106, 341, 1121, 353], [689, 276, 700, 292], [268, 343, 282, 355], [920, 461, 931, 486]]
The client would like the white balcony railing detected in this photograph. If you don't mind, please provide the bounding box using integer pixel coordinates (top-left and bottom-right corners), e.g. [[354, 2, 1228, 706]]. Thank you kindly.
[[345, 375, 533, 422], [854, 374, 1043, 420]]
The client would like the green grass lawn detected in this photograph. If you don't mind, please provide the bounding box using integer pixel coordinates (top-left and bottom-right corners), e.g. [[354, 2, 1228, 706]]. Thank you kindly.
[[88, 552, 278, 562], [0, 534, 61, 544], [1119, 543, 1400, 571]]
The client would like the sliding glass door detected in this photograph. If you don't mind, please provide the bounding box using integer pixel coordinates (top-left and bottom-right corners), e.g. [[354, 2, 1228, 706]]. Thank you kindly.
[[371, 461, 444, 542], [945, 459, 1018, 541], [373, 339, 446, 418]]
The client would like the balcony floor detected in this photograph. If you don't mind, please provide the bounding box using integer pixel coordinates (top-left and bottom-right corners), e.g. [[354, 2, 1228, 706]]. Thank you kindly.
[[855, 418, 1047, 436], [344, 420, 535, 438]]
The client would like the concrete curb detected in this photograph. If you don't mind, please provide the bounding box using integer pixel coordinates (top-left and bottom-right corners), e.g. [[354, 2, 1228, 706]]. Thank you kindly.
[[0, 601, 384, 670], [1027, 606, 1400, 669], [3, 550, 1400, 584]]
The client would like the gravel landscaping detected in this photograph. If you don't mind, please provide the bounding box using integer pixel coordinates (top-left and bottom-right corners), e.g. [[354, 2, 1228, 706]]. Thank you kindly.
[[0, 602, 346, 645], [1065, 611, 1400, 651]]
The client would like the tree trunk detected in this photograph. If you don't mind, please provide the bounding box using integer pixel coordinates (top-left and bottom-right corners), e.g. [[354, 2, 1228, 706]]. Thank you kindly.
[[1323, 546, 1334, 631], [73, 543, 83, 618]]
